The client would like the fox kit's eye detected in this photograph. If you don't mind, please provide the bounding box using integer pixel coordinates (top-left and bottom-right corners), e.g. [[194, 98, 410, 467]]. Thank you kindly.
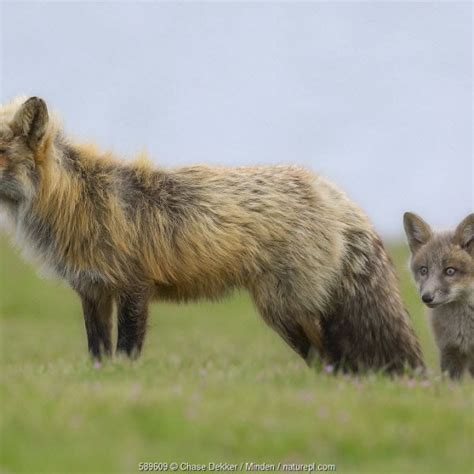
[[445, 267, 457, 276], [419, 266, 428, 276]]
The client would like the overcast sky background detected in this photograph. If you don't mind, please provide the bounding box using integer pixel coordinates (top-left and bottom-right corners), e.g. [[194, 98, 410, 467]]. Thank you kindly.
[[1, 1, 472, 237]]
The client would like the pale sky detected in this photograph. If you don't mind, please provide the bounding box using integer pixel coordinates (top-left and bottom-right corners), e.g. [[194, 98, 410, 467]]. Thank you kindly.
[[1, 1, 472, 237]]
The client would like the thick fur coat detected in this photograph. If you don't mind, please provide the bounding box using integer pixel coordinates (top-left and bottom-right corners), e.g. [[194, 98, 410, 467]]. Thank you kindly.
[[404, 212, 474, 378], [0, 96, 424, 372]]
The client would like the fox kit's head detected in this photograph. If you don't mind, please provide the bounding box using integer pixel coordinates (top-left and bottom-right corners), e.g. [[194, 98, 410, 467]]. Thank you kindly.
[[0, 96, 53, 210], [403, 212, 474, 308]]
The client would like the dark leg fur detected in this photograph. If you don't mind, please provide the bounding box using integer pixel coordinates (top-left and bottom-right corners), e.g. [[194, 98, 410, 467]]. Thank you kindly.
[[277, 322, 312, 360], [116, 291, 149, 358], [79, 291, 113, 360], [441, 347, 467, 379], [299, 317, 327, 368]]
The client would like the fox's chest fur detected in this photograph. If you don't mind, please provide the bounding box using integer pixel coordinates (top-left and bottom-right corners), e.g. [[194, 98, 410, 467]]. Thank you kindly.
[[8, 202, 111, 292], [430, 304, 474, 355]]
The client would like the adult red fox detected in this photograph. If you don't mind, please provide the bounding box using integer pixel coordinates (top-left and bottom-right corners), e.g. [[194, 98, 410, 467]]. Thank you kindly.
[[0, 96, 424, 372]]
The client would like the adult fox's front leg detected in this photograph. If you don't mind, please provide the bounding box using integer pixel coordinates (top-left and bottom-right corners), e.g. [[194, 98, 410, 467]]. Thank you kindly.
[[116, 291, 150, 359], [78, 290, 113, 361]]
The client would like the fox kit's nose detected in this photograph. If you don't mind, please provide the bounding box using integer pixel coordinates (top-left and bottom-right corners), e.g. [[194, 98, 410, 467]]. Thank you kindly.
[[422, 293, 434, 304]]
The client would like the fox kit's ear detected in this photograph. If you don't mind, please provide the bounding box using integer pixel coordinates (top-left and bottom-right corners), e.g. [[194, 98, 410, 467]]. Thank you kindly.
[[453, 213, 474, 256], [403, 212, 432, 254], [11, 97, 49, 151]]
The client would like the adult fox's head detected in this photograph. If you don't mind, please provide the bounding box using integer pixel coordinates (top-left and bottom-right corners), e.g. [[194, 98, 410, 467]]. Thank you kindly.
[[0, 96, 52, 208], [403, 212, 474, 308]]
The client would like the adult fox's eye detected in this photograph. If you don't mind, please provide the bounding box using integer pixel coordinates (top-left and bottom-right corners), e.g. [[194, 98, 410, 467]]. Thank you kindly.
[[420, 266, 428, 276], [445, 267, 457, 276]]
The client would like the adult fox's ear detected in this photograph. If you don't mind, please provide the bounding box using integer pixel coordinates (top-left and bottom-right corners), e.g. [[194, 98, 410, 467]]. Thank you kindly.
[[11, 97, 49, 151], [403, 212, 432, 254], [453, 213, 474, 256]]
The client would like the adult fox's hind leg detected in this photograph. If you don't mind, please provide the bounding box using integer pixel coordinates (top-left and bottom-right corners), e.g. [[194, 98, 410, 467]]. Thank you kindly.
[[299, 317, 327, 368], [250, 279, 322, 362], [468, 353, 474, 378]]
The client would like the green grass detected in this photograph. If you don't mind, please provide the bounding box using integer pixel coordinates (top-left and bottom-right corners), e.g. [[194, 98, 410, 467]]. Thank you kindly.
[[0, 235, 472, 474]]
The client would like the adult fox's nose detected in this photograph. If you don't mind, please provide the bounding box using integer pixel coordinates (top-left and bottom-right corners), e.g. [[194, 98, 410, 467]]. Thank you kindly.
[[422, 293, 434, 304]]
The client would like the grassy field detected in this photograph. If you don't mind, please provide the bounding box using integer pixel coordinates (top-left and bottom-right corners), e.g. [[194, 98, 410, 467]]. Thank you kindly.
[[0, 235, 472, 474]]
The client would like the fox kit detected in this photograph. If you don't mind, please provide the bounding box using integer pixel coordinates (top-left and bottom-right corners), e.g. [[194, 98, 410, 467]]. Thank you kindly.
[[404, 212, 474, 378], [0, 96, 424, 373]]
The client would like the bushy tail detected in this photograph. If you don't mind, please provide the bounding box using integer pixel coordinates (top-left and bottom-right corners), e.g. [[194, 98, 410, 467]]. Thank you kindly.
[[319, 232, 425, 373]]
